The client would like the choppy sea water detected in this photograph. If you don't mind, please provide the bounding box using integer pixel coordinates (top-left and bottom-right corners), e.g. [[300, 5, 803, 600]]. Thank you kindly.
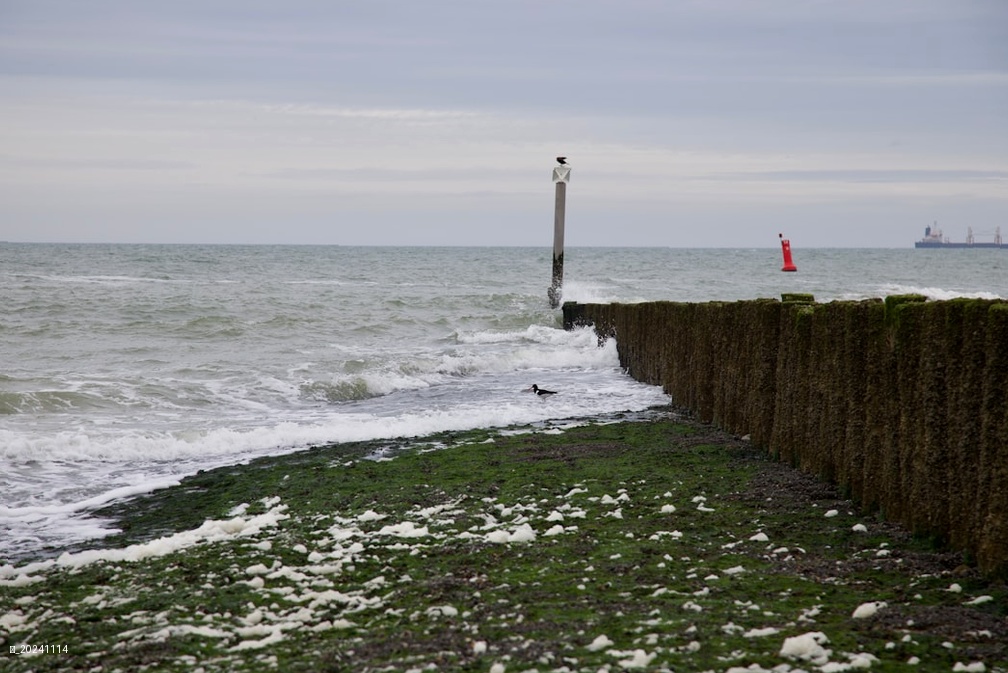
[[2, 244, 1006, 560]]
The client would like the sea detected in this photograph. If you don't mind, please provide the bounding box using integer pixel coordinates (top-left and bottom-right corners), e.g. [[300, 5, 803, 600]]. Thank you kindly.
[[2, 244, 1006, 563]]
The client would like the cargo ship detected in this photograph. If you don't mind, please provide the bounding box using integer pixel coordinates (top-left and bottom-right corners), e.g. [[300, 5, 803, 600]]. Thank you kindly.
[[915, 222, 1004, 249]]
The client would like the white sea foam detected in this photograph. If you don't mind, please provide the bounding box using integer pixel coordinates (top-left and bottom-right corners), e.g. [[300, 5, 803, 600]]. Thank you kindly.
[[1, 365, 668, 558], [456, 324, 579, 345], [554, 280, 627, 305], [0, 479, 182, 518], [879, 283, 1003, 301], [297, 326, 618, 401]]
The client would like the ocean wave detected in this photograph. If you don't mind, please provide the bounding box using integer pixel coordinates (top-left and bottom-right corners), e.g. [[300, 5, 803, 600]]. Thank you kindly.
[[178, 315, 248, 338], [298, 373, 428, 403], [454, 324, 601, 347], [0, 390, 117, 415], [0, 371, 666, 468], [48, 274, 185, 284], [294, 326, 619, 405], [0, 478, 183, 520], [878, 284, 1003, 301], [0, 379, 665, 553], [557, 279, 626, 305]]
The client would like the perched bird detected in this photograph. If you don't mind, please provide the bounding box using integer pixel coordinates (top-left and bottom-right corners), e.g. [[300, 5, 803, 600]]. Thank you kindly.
[[526, 384, 557, 396], [556, 156, 567, 165]]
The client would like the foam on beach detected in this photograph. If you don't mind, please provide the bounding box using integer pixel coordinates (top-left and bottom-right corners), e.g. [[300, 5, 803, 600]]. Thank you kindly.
[[2, 424, 1002, 673]]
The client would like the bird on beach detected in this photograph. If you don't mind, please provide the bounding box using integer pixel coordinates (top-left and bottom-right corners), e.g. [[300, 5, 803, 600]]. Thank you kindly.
[[526, 384, 557, 396], [556, 156, 567, 165]]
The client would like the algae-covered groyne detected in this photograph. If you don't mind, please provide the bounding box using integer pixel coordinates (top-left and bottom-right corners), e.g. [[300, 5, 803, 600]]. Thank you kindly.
[[564, 295, 1008, 576]]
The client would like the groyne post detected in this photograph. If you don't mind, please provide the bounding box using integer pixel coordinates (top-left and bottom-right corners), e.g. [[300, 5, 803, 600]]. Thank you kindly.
[[548, 158, 571, 309], [563, 297, 1008, 577]]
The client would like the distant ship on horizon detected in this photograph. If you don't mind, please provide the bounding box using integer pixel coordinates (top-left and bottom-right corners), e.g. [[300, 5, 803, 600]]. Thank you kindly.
[[915, 222, 1004, 249]]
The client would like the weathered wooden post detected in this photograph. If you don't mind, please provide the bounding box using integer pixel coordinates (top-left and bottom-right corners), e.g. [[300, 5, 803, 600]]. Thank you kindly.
[[548, 157, 571, 308]]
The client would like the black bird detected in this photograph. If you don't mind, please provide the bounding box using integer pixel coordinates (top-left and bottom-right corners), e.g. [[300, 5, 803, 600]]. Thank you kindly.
[[526, 384, 557, 396], [556, 156, 567, 165]]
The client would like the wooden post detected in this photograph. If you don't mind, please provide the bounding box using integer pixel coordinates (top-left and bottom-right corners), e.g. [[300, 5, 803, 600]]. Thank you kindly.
[[549, 161, 571, 308]]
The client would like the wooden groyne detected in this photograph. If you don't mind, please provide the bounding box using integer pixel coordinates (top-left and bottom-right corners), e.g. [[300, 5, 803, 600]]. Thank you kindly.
[[564, 296, 1008, 577]]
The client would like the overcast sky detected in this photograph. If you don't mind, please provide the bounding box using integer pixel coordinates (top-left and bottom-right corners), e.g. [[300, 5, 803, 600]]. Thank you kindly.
[[1, 1, 1006, 247]]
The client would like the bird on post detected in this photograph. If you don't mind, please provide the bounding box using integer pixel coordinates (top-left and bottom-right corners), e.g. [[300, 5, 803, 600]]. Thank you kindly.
[[556, 156, 567, 165]]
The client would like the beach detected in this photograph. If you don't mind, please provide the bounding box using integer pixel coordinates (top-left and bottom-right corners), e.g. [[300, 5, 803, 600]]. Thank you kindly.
[[4, 244, 1007, 561], [2, 414, 1005, 672]]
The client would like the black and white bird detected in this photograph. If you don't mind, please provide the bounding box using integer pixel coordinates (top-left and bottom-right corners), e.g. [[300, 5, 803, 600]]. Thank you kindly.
[[556, 156, 567, 165], [526, 384, 557, 396]]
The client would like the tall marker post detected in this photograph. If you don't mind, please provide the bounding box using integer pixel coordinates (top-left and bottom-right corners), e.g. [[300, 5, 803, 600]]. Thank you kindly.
[[548, 158, 571, 308]]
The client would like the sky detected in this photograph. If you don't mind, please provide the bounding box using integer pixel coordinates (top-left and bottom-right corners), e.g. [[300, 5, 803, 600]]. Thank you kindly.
[[1, 0, 1006, 247]]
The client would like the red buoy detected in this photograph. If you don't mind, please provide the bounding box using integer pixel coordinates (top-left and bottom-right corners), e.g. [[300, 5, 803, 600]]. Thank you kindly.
[[779, 233, 797, 272]]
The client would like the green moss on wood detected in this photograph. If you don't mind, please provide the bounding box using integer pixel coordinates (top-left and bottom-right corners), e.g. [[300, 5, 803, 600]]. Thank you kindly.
[[883, 293, 928, 330], [780, 292, 815, 303], [566, 296, 1008, 578]]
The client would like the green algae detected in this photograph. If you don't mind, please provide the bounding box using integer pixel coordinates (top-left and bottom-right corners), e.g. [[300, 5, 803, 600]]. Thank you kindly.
[[780, 293, 815, 304], [1, 418, 1005, 672]]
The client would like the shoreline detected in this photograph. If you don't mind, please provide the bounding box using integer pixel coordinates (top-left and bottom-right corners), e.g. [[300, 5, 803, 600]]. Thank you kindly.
[[2, 414, 1005, 672]]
